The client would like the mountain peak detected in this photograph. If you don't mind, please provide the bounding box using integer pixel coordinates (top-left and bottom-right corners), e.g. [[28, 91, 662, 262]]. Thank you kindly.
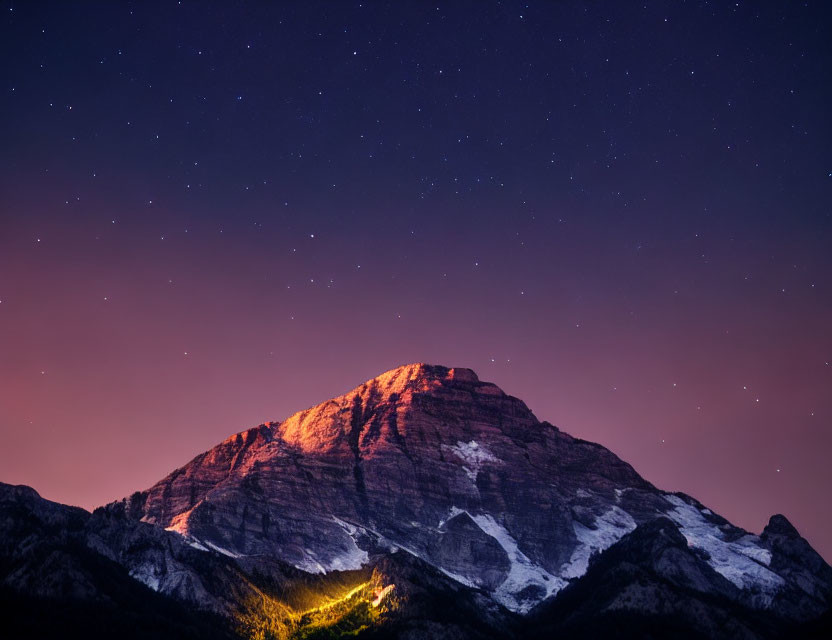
[[763, 514, 801, 539], [0, 482, 42, 503], [274, 363, 511, 455], [362, 362, 481, 390]]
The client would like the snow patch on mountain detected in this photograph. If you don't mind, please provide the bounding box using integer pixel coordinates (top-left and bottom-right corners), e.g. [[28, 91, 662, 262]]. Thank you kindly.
[[448, 507, 566, 613], [444, 441, 500, 482], [163, 527, 212, 554], [186, 538, 209, 552], [734, 538, 773, 566], [203, 541, 243, 558], [129, 566, 161, 592], [439, 567, 479, 589], [664, 494, 784, 600], [562, 505, 637, 578], [292, 519, 370, 574], [329, 516, 370, 570], [294, 553, 327, 574]]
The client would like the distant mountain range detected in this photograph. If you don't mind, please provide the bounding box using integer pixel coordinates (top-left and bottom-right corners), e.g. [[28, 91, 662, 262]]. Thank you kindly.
[[1, 364, 830, 639]]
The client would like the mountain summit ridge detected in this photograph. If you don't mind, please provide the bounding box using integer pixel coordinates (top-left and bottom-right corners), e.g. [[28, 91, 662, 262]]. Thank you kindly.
[[273, 362, 514, 455], [251, 363, 519, 451]]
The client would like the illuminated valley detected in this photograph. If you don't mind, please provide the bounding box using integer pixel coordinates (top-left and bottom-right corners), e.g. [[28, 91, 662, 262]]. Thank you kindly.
[[236, 571, 396, 640]]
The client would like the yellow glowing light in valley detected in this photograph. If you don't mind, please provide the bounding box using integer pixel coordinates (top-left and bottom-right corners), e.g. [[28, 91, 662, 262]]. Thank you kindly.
[[303, 581, 371, 615], [299, 579, 395, 616], [236, 574, 397, 639], [371, 584, 395, 607]]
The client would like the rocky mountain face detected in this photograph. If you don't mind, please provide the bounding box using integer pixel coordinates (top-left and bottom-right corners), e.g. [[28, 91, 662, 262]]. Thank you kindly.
[[1, 481, 492, 639], [2, 363, 830, 639], [0, 483, 237, 639], [123, 364, 661, 613], [116, 364, 831, 620], [528, 517, 797, 639]]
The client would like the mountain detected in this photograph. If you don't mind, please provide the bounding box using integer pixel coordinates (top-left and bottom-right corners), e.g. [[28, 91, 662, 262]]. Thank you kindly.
[[0, 483, 237, 640], [527, 517, 797, 639], [2, 363, 830, 638], [122, 364, 662, 613], [0, 481, 507, 639]]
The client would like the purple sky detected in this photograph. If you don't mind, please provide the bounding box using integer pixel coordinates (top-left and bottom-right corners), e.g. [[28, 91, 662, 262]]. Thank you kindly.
[[1, 1, 830, 559]]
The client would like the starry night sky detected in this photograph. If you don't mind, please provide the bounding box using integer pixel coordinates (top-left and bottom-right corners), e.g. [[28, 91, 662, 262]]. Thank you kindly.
[[1, 2, 831, 558]]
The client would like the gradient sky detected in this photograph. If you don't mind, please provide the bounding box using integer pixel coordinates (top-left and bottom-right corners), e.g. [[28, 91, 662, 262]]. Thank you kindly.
[[1, 1, 831, 559]]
